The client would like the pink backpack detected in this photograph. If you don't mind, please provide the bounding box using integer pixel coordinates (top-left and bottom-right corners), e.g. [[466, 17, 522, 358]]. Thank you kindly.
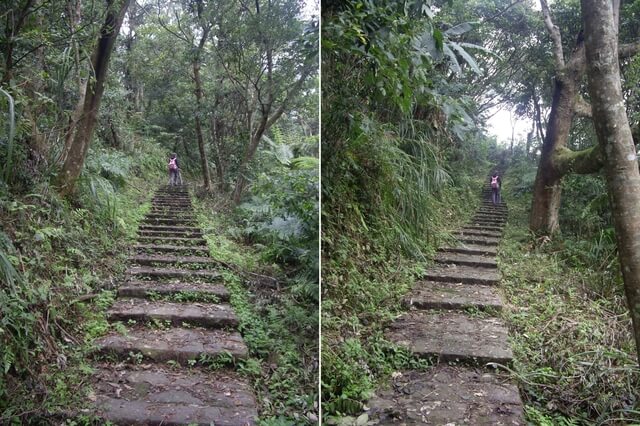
[[168, 158, 177, 170], [491, 176, 499, 189]]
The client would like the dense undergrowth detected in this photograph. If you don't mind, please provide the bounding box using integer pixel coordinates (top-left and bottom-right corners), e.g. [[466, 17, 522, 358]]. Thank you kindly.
[[499, 158, 640, 424], [0, 136, 166, 422], [194, 187, 319, 424]]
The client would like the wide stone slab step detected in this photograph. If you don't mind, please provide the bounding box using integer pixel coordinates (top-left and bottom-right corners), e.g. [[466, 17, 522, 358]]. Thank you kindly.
[[440, 243, 498, 256], [367, 366, 523, 424], [134, 244, 210, 255], [138, 228, 203, 237], [128, 254, 218, 267], [92, 365, 258, 425], [424, 264, 501, 285], [473, 216, 506, 224], [462, 224, 503, 232], [95, 327, 248, 363], [145, 213, 196, 220], [434, 252, 497, 268], [454, 235, 500, 246], [136, 236, 208, 245], [127, 266, 221, 281], [118, 281, 230, 301], [406, 281, 503, 311], [142, 217, 197, 225], [139, 224, 201, 231], [108, 299, 237, 328], [386, 311, 513, 364], [456, 229, 502, 238]]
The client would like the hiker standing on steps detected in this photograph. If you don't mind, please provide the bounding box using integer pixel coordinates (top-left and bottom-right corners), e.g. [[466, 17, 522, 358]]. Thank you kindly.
[[168, 153, 181, 186], [490, 172, 501, 205]]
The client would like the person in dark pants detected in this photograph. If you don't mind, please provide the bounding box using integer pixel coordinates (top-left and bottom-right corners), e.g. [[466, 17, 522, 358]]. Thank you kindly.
[[490, 172, 501, 205], [168, 153, 180, 185]]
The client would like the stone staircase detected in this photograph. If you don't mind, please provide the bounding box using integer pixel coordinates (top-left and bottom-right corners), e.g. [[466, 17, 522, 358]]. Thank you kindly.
[[89, 185, 258, 425], [368, 177, 524, 424]]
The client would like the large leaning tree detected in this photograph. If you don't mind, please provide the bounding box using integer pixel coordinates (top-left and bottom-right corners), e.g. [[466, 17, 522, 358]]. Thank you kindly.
[[529, 0, 639, 234]]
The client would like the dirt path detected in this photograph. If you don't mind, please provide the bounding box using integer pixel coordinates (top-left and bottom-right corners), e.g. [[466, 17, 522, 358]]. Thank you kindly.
[[367, 179, 524, 424], [89, 185, 257, 425]]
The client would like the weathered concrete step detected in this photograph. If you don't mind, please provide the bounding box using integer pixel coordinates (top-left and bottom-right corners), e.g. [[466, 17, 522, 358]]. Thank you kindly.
[[127, 266, 221, 280], [137, 236, 208, 245], [138, 228, 203, 236], [387, 311, 513, 364], [152, 199, 191, 204], [368, 366, 524, 424], [92, 365, 258, 425], [108, 299, 237, 328], [406, 281, 503, 311], [424, 264, 501, 285], [145, 213, 196, 220], [129, 254, 218, 266], [472, 215, 506, 222], [440, 244, 498, 256], [150, 204, 192, 209], [142, 219, 197, 227], [95, 327, 247, 363], [134, 244, 210, 255], [463, 224, 503, 232], [118, 280, 229, 301], [470, 221, 505, 228], [435, 252, 497, 268], [456, 229, 502, 239], [455, 235, 500, 246]]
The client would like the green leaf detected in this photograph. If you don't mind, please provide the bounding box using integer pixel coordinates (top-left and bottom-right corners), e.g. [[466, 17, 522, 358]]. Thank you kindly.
[[444, 22, 474, 37], [449, 41, 482, 75], [433, 28, 444, 52], [443, 45, 461, 75]]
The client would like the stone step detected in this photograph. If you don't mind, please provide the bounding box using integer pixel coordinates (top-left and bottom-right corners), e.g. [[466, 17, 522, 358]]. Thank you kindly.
[[118, 281, 229, 301], [470, 221, 506, 228], [128, 254, 218, 267], [440, 244, 498, 256], [136, 236, 208, 245], [457, 229, 502, 238], [434, 252, 497, 268], [92, 365, 258, 425], [473, 217, 506, 224], [367, 366, 524, 424], [138, 228, 203, 237], [145, 213, 196, 220], [405, 281, 503, 311], [473, 213, 506, 220], [476, 210, 507, 217], [95, 327, 247, 363], [108, 299, 237, 328], [142, 218, 197, 226], [463, 225, 503, 232], [424, 264, 501, 285], [134, 244, 210, 255], [386, 311, 513, 364], [139, 224, 201, 231], [455, 235, 500, 246], [127, 266, 221, 281]]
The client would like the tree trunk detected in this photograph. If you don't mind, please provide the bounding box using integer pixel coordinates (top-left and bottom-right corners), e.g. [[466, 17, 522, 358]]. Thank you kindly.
[[209, 113, 226, 190], [529, 74, 580, 233], [56, 0, 131, 196], [192, 60, 212, 191], [582, 0, 640, 364]]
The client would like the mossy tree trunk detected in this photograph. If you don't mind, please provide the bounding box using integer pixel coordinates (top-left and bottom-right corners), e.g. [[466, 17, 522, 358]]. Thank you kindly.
[[582, 0, 640, 364], [529, 0, 639, 235]]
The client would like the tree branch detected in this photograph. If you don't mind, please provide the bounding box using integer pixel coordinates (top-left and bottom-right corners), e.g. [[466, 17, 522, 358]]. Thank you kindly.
[[539, 0, 565, 71], [554, 144, 603, 176]]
